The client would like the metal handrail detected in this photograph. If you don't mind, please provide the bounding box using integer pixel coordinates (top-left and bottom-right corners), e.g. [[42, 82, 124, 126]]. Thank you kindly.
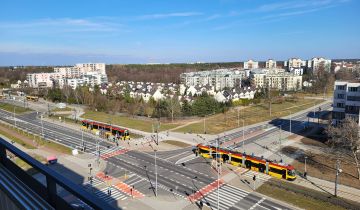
[[0, 137, 119, 210]]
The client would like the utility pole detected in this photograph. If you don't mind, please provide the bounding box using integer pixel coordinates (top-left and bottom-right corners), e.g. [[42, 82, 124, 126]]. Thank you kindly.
[[216, 138, 220, 210], [289, 110, 292, 134], [41, 114, 44, 137], [203, 116, 206, 134], [242, 119, 245, 153], [237, 108, 240, 127], [13, 107, 16, 128], [335, 159, 342, 197], [279, 125, 282, 160], [154, 149, 158, 197], [304, 156, 308, 178], [81, 129, 84, 150]]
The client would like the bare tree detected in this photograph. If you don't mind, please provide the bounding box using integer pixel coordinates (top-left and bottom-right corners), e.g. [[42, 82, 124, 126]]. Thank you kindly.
[[166, 97, 181, 123], [327, 117, 360, 180]]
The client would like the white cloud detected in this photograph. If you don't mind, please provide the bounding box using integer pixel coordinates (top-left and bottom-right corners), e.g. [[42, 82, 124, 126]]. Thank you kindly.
[[135, 12, 203, 20]]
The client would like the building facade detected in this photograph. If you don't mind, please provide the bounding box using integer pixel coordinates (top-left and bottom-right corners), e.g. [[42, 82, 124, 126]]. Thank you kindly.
[[286, 58, 305, 69], [266, 59, 277, 69], [180, 68, 245, 91], [307, 57, 331, 73], [244, 59, 259, 69], [26, 63, 108, 89], [332, 81, 360, 125], [250, 68, 302, 91]]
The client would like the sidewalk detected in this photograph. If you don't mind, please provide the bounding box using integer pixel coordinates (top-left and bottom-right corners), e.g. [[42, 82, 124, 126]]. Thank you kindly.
[[221, 100, 331, 137], [294, 175, 360, 203]]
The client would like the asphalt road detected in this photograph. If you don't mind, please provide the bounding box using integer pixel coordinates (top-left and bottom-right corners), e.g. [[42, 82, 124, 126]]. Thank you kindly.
[[0, 105, 294, 209]]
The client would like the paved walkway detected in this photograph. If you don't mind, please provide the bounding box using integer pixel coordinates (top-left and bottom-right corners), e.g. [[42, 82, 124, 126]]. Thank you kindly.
[[294, 175, 360, 203]]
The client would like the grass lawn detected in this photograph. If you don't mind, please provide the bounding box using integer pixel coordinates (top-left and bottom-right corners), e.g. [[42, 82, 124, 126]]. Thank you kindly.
[[161, 140, 191, 148], [0, 124, 36, 149], [282, 144, 360, 189], [257, 182, 346, 210], [0, 102, 32, 114], [51, 107, 73, 112], [81, 111, 182, 132], [13, 154, 46, 175], [174, 98, 324, 134]]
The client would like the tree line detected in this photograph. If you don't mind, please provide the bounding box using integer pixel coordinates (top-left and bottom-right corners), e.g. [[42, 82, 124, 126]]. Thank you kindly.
[[44, 86, 233, 121]]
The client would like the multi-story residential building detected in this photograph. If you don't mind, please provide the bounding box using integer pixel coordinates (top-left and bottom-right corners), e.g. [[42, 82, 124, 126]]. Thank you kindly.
[[250, 68, 302, 91], [332, 81, 360, 125], [285, 58, 305, 69], [74, 63, 106, 75], [180, 68, 245, 91], [307, 57, 331, 73], [266, 59, 277, 69], [27, 63, 108, 89], [244, 59, 259, 69]]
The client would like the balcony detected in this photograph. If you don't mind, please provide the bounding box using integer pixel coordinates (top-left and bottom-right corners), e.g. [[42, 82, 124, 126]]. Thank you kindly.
[[0, 137, 117, 210]]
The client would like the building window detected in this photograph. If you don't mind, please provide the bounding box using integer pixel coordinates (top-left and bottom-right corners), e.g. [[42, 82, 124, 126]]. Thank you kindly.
[[336, 103, 345, 108], [349, 87, 359, 92], [347, 96, 360, 101], [336, 85, 346, 90], [337, 94, 345, 99]]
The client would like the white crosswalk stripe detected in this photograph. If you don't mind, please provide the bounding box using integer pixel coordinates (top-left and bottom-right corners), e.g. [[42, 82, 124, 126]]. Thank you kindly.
[[83, 177, 103, 189], [125, 175, 147, 186], [199, 184, 249, 210], [90, 146, 124, 156], [236, 168, 272, 182], [94, 187, 127, 203]]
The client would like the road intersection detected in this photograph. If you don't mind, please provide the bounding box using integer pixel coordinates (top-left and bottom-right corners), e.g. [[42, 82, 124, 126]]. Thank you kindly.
[[0, 99, 332, 209]]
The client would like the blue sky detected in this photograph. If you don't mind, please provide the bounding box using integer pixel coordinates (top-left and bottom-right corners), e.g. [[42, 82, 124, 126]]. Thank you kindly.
[[0, 0, 359, 65]]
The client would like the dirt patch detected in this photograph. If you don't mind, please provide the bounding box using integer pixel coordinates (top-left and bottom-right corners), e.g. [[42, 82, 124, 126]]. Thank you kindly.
[[0, 123, 37, 149], [161, 140, 191, 148], [300, 137, 327, 148], [282, 146, 360, 189]]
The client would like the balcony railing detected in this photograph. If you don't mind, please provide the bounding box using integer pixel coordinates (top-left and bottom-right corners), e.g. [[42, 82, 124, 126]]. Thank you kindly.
[[0, 137, 118, 210]]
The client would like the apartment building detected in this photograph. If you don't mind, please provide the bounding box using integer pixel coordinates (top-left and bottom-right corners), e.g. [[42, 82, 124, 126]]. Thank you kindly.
[[266, 59, 277, 69], [332, 81, 360, 125], [27, 63, 108, 89], [307, 57, 331, 73], [250, 68, 302, 91], [180, 68, 245, 91], [244, 59, 259, 69], [285, 58, 305, 69]]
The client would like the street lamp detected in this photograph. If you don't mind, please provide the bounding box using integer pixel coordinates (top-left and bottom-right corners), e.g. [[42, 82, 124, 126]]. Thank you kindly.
[[13, 107, 16, 128], [304, 156, 308, 178], [335, 159, 342, 197], [154, 149, 158, 197], [242, 119, 245, 153]]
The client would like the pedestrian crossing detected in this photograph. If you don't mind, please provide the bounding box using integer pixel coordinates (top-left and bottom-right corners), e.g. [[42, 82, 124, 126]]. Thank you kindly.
[[235, 167, 272, 182], [90, 146, 128, 160], [124, 174, 148, 187], [83, 177, 103, 190], [94, 187, 128, 203], [198, 184, 249, 210]]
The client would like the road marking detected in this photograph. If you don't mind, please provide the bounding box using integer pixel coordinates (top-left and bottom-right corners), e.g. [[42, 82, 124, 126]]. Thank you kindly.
[[175, 154, 198, 165], [164, 151, 191, 160], [188, 179, 224, 202], [249, 197, 266, 210]]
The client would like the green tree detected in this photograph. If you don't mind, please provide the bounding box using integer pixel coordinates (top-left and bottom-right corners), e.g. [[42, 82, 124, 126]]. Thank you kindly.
[[192, 93, 220, 116], [181, 100, 192, 116]]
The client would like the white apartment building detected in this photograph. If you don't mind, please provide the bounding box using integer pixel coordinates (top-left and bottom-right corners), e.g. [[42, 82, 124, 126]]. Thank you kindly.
[[286, 58, 306, 69], [332, 81, 360, 125], [27, 72, 66, 88], [74, 63, 106, 75], [266, 59, 277, 69], [250, 68, 302, 91], [27, 63, 108, 89], [307, 57, 331, 73], [244, 59, 259, 69], [180, 68, 245, 91]]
